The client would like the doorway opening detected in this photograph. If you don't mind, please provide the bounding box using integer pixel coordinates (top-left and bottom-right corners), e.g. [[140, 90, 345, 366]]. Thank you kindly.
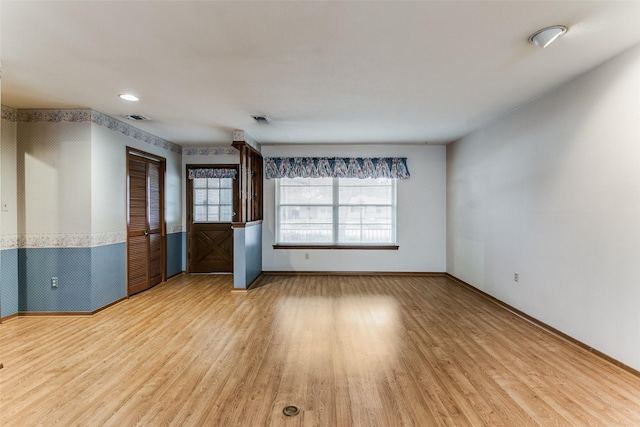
[[186, 165, 239, 273]]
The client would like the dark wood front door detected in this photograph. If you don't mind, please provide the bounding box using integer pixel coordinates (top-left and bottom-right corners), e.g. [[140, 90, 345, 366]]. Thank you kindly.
[[190, 223, 233, 272], [187, 165, 238, 273], [127, 150, 165, 295]]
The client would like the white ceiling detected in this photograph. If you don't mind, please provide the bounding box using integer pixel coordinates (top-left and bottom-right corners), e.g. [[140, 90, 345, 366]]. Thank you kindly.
[[2, 1, 640, 146]]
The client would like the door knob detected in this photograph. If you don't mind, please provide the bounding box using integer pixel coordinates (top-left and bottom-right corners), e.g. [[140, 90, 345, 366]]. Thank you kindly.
[[144, 230, 149, 236], [232, 212, 237, 217]]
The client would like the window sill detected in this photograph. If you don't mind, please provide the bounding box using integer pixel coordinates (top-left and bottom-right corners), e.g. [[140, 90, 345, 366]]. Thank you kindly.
[[273, 244, 399, 250]]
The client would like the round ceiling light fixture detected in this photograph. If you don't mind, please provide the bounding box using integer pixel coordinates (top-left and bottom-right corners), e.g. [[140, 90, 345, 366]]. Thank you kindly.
[[118, 93, 140, 102], [528, 25, 567, 48]]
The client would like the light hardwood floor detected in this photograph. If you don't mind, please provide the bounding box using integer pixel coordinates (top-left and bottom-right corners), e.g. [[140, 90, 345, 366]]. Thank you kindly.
[[2, 274, 640, 426]]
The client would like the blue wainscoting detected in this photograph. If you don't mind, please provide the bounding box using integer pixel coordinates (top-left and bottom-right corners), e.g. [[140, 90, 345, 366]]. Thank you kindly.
[[182, 232, 186, 272], [166, 232, 185, 278], [1, 248, 19, 318], [233, 223, 262, 289], [18, 247, 92, 312], [91, 243, 126, 311], [245, 223, 262, 286], [3, 236, 178, 316], [8, 244, 126, 314]]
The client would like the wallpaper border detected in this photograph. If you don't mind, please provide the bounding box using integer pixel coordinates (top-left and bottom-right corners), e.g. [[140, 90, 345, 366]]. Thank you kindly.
[[4, 106, 245, 156], [0, 228, 189, 248], [1, 231, 126, 249], [9, 108, 181, 154], [182, 146, 238, 156], [1, 105, 17, 122], [233, 129, 261, 152], [167, 224, 186, 234]]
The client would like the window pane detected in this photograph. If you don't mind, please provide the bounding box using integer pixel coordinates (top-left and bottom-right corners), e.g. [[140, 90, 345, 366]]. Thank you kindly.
[[194, 205, 207, 222], [281, 177, 332, 187], [339, 206, 392, 224], [194, 189, 207, 205], [280, 223, 333, 243], [339, 224, 392, 243], [207, 189, 219, 204], [193, 174, 235, 223], [338, 206, 392, 243], [280, 206, 333, 223], [207, 206, 219, 222], [220, 189, 232, 204], [339, 183, 392, 204], [193, 178, 207, 188], [341, 177, 392, 186], [280, 185, 333, 204], [339, 224, 362, 242], [276, 177, 395, 245], [279, 178, 333, 205], [219, 205, 232, 221]]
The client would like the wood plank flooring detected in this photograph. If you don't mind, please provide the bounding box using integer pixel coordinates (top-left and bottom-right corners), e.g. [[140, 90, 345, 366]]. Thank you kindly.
[[2, 274, 640, 426]]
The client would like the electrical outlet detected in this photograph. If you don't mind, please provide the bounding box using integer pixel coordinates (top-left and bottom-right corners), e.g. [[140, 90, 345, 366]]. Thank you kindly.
[[305, 253, 309, 260], [51, 277, 58, 288], [514, 272, 519, 282]]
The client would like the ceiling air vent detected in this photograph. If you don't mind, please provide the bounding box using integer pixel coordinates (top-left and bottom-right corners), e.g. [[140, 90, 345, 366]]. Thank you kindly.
[[126, 114, 150, 121], [251, 115, 269, 124]]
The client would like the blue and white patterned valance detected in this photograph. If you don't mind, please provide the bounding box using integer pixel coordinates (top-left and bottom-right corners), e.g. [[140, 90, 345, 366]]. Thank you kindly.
[[188, 168, 237, 179], [264, 157, 410, 180]]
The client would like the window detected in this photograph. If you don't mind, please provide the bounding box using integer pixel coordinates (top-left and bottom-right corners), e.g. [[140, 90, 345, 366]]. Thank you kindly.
[[193, 177, 233, 222], [276, 177, 396, 245]]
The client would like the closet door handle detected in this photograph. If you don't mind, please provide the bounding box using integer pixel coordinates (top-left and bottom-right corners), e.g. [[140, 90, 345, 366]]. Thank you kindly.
[[144, 230, 149, 236]]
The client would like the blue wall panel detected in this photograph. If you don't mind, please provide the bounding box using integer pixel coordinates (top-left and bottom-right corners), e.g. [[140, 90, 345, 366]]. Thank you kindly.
[[18, 248, 92, 312], [166, 232, 184, 278], [245, 224, 262, 286], [1, 249, 19, 318], [233, 224, 262, 289], [6, 237, 177, 314], [182, 232, 186, 272], [233, 227, 246, 289], [91, 243, 126, 311]]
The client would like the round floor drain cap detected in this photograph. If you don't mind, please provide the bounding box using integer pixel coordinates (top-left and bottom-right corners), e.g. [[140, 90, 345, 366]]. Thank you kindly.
[[283, 405, 300, 416]]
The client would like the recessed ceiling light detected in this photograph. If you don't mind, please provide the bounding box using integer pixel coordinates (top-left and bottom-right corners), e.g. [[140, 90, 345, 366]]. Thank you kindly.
[[118, 93, 140, 102], [528, 26, 567, 48]]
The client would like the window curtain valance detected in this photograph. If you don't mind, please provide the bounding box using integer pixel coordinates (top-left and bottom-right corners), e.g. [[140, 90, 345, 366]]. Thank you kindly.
[[187, 168, 237, 180], [264, 157, 410, 180]]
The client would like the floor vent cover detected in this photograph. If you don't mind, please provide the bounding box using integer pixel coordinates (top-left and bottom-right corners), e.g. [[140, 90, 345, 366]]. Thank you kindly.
[[282, 405, 300, 417]]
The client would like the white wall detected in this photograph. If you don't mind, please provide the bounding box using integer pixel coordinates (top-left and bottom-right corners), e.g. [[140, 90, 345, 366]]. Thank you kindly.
[[447, 45, 640, 370], [1, 112, 17, 239], [18, 120, 92, 235], [262, 144, 446, 272], [91, 123, 183, 236], [91, 124, 127, 235]]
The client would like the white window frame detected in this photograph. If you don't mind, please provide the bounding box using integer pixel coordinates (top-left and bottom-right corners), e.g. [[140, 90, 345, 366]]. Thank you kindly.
[[275, 177, 397, 247]]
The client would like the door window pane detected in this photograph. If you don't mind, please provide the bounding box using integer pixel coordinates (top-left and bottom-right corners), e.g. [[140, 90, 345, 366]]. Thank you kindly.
[[192, 173, 234, 222]]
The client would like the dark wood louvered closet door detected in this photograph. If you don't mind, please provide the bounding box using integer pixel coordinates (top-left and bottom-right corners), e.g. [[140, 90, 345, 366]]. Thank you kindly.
[[127, 150, 165, 296], [147, 161, 163, 287]]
